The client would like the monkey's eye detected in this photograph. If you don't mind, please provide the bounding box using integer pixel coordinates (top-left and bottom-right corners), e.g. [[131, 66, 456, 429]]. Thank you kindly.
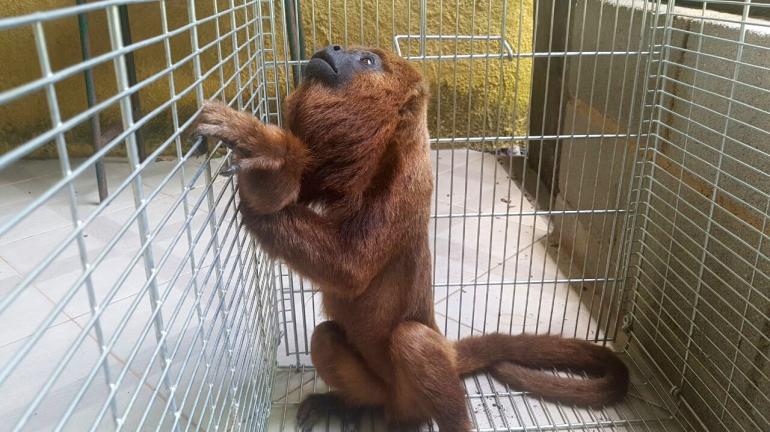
[[360, 57, 373, 65]]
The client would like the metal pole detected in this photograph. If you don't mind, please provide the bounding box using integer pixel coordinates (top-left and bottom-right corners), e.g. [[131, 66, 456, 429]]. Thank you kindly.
[[117, 4, 146, 162], [75, 0, 108, 201], [283, 0, 304, 87]]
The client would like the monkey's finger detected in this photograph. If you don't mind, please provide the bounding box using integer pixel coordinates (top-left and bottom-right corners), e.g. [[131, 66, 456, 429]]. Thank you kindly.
[[188, 134, 209, 157], [195, 124, 240, 152], [220, 163, 240, 177], [195, 124, 230, 140]]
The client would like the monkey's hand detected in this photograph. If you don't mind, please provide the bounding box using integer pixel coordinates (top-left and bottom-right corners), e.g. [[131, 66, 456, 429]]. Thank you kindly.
[[196, 100, 283, 167], [195, 100, 309, 214]]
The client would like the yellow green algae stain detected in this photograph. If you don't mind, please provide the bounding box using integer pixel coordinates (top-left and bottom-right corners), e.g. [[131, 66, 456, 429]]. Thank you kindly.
[[0, 0, 532, 158], [286, 0, 534, 150]]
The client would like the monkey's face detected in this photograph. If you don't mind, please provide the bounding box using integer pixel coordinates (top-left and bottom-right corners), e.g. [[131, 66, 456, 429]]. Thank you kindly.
[[303, 45, 384, 88], [285, 45, 427, 149]]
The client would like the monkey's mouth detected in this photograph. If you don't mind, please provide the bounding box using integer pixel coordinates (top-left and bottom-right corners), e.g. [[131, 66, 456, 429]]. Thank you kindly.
[[305, 57, 337, 77], [310, 54, 338, 74], [304, 52, 339, 86]]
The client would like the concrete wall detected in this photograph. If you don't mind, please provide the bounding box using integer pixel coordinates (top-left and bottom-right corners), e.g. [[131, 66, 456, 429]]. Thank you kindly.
[[543, 1, 770, 430], [0, 1, 233, 158], [0, 0, 534, 158]]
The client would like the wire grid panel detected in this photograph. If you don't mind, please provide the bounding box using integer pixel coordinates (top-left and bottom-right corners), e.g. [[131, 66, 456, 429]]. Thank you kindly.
[[625, 1, 770, 431], [271, 0, 652, 364], [267, 0, 690, 431], [0, 1, 279, 431]]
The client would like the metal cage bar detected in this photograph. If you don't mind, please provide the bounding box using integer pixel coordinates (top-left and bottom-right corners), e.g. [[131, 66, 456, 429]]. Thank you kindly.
[[0, 1, 278, 431]]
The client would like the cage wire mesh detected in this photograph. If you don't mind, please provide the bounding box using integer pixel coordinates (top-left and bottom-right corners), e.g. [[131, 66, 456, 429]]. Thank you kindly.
[[0, 0, 768, 432], [0, 0, 280, 430]]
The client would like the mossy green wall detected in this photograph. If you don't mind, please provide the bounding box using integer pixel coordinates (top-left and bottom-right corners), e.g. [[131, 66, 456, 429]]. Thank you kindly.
[[0, 0, 533, 158], [287, 0, 534, 148], [0, 1, 244, 158]]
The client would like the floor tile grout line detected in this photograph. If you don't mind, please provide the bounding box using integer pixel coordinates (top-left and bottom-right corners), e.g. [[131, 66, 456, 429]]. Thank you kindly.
[[0, 317, 72, 350], [0, 173, 60, 188], [0, 255, 19, 276], [431, 233, 549, 305]]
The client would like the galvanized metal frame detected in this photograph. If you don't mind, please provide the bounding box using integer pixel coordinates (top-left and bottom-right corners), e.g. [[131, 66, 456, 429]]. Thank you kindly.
[[0, 1, 279, 430], [270, 0, 658, 361]]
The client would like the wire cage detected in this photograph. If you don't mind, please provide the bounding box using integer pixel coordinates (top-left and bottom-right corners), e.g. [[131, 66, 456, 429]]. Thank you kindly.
[[0, 0, 768, 431]]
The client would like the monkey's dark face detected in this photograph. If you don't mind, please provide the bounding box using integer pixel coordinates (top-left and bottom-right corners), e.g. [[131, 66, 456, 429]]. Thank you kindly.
[[303, 45, 383, 88], [285, 45, 427, 155]]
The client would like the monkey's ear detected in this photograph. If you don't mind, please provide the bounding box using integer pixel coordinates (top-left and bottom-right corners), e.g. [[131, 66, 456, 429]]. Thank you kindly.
[[399, 80, 430, 116]]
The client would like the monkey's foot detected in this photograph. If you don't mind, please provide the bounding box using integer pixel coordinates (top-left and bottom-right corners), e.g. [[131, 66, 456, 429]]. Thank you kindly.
[[297, 392, 363, 432]]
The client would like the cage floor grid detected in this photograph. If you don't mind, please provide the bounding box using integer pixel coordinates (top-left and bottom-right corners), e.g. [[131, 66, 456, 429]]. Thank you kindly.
[[268, 352, 682, 432]]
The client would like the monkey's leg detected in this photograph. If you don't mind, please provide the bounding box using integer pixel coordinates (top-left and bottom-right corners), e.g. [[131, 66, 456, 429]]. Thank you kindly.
[[389, 322, 471, 432], [299, 321, 387, 431]]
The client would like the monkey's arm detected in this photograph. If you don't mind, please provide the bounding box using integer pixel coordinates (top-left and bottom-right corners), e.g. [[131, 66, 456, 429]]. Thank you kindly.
[[196, 100, 309, 214], [243, 203, 401, 298]]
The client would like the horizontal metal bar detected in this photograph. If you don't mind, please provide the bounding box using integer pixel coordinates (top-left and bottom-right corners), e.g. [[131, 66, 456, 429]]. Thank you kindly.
[[668, 24, 770, 52], [5, 156, 234, 426], [637, 190, 770, 308], [0, 36, 260, 238], [659, 73, 770, 118], [0, 1, 253, 108], [634, 236, 770, 357], [655, 88, 770, 138], [632, 267, 770, 406], [660, 58, 770, 96], [628, 282, 769, 426], [432, 209, 626, 219], [429, 133, 644, 145], [0, 18, 259, 170], [0, 0, 157, 30], [669, 11, 770, 28], [666, 43, 770, 75], [393, 34, 515, 60], [432, 278, 617, 288], [277, 51, 653, 66], [401, 50, 654, 61], [652, 128, 770, 198]]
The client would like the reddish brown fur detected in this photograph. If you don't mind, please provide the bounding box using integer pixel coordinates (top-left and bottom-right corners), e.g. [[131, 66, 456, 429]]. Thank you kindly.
[[196, 47, 629, 430]]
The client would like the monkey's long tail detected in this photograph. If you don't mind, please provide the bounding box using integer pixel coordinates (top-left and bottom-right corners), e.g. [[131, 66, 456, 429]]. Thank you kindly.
[[453, 333, 629, 408]]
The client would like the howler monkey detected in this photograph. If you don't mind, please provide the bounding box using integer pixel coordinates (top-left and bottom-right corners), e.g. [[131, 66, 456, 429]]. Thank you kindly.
[[196, 45, 629, 431]]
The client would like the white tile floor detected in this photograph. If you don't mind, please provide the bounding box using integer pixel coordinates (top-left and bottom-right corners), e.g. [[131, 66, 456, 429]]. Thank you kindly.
[[1, 151, 675, 431], [0, 155, 256, 431]]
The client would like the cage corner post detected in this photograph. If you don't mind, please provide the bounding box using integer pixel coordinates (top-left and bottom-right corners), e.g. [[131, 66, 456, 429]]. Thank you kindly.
[[526, 0, 571, 201], [283, 0, 305, 88], [75, 0, 108, 202]]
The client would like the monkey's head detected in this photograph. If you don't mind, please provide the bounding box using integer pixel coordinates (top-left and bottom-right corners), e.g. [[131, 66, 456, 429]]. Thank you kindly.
[[284, 45, 428, 152]]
